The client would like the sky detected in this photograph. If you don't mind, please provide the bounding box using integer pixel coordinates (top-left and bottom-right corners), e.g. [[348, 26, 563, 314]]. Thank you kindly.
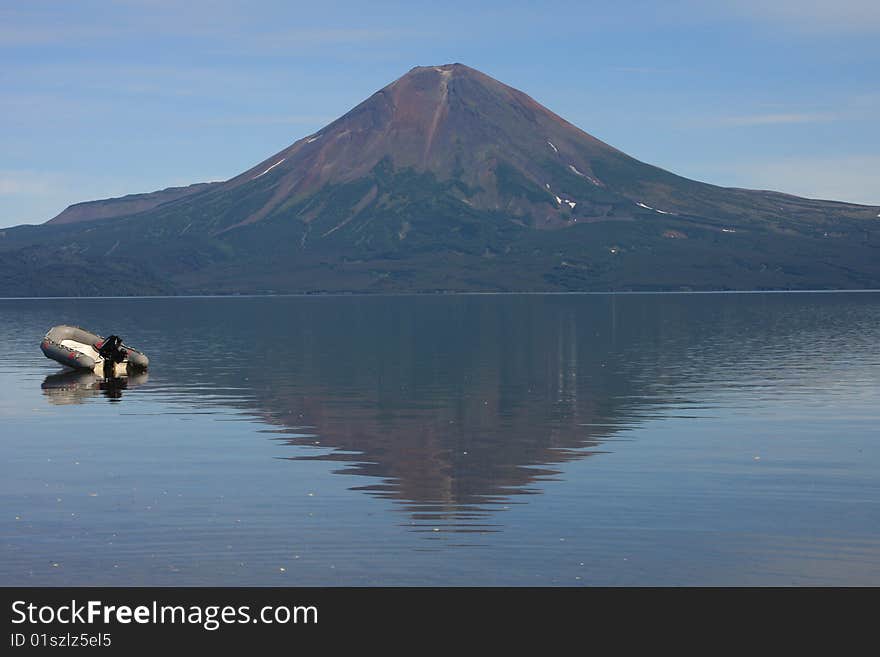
[[1, 0, 879, 228]]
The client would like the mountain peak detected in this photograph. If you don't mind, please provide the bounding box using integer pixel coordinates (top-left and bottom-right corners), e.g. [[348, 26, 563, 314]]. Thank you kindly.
[[405, 62, 473, 75], [15, 63, 877, 298], [217, 62, 620, 229]]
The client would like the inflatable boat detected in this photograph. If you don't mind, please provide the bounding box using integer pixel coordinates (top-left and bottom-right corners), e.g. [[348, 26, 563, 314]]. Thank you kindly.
[[40, 325, 149, 376]]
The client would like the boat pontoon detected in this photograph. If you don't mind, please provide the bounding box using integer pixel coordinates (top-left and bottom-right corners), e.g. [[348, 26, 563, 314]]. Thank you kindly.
[[40, 325, 149, 376]]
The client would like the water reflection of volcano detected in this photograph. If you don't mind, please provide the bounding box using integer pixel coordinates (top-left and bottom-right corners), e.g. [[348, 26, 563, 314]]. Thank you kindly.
[[216, 296, 664, 531], [36, 293, 874, 533], [267, 396, 616, 531], [212, 291, 865, 531], [41, 369, 149, 404]]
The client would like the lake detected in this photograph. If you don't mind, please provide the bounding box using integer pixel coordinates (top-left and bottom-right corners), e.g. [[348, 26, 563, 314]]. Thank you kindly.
[[1, 292, 878, 586]]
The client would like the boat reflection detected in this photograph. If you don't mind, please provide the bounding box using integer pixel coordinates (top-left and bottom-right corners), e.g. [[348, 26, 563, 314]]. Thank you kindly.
[[41, 369, 149, 404]]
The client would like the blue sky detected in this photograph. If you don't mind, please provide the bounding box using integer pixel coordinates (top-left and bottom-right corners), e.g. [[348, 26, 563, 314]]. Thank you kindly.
[[2, 0, 878, 227]]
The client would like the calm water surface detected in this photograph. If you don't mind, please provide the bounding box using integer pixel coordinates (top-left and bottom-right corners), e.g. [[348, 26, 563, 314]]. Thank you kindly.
[[1, 293, 878, 585]]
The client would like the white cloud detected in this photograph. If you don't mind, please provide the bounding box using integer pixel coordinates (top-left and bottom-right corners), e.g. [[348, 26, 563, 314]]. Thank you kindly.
[[609, 66, 675, 75], [0, 171, 74, 227], [714, 156, 880, 205], [714, 112, 840, 127], [262, 28, 406, 45], [0, 171, 56, 196], [712, 0, 880, 33], [200, 115, 334, 127], [692, 98, 878, 128], [0, 24, 113, 46]]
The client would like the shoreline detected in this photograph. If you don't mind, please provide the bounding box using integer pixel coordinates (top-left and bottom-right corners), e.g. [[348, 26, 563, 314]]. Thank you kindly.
[[2, 288, 880, 301]]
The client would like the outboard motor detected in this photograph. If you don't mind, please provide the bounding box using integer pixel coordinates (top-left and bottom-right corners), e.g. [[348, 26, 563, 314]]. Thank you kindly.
[[97, 335, 128, 376]]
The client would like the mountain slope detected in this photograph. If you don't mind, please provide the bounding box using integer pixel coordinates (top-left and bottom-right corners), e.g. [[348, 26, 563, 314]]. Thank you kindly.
[[1, 63, 878, 296], [46, 183, 220, 226]]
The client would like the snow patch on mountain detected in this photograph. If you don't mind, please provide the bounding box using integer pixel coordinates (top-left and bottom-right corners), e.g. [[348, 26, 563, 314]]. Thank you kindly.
[[253, 159, 286, 179]]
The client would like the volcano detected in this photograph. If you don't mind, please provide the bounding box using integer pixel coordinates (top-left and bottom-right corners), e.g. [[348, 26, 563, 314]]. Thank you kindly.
[[3, 63, 878, 295]]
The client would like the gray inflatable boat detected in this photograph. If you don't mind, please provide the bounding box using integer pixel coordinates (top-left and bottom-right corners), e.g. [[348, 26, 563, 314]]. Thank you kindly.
[[40, 325, 149, 376]]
